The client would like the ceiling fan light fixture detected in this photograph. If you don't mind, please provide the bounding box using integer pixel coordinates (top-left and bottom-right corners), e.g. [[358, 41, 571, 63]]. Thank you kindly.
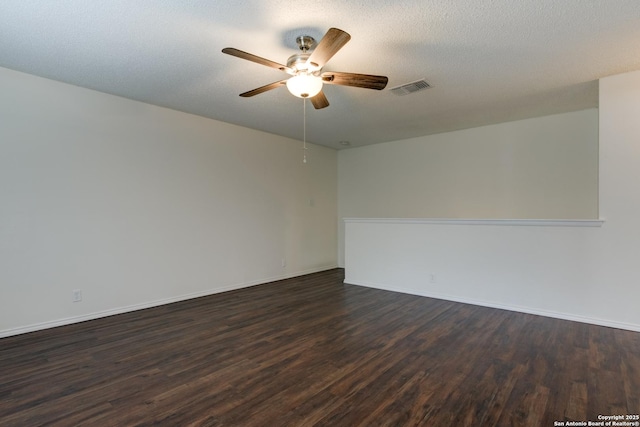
[[286, 74, 323, 98]]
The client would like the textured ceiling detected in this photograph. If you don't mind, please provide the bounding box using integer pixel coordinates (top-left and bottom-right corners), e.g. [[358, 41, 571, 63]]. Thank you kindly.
[[1, 1, 640, 149]]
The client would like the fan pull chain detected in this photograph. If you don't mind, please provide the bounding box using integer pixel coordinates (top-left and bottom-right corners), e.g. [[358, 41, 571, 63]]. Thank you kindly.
[[303, 97, 308, 164]]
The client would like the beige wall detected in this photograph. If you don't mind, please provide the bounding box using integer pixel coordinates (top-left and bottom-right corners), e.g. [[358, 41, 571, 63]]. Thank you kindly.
[[0, 67, 337, 336], [342, 71, 640, 331], [338, 109, 599, 265]]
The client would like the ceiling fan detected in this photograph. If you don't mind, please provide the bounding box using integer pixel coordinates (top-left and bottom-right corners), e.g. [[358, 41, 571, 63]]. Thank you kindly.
[[222, 28, 388, 109]]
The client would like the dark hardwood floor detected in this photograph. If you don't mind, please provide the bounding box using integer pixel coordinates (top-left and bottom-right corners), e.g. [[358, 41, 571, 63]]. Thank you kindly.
[[1, 269, 639, 426]]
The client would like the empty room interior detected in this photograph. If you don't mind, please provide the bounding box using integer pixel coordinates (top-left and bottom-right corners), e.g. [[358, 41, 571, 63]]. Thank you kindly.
[[2, 1, 640, 426]]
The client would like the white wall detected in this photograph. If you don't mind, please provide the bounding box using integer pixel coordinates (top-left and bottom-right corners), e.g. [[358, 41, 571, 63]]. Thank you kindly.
[[342, 71, 640, 331], [338, 109, 599, 266], [0, 67, 337, 337]]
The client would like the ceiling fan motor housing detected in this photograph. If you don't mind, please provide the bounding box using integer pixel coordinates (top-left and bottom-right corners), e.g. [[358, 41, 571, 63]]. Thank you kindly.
[[286, 53, 321, 74]]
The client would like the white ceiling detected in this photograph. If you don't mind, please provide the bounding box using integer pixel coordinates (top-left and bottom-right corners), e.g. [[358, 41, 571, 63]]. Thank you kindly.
[[1, 1, 640, 149]]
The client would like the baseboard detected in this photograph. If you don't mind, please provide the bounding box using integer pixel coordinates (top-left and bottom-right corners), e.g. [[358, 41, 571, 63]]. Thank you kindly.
[[345, 278, 640, 333], [0, 265, 337, 339]]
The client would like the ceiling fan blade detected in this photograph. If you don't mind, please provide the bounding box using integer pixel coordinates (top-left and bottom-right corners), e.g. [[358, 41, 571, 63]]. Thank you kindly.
[[239, 80, 287, 97], [321, 71, 389, 90], [310, 90, 329, 109], [222, 48, 293, 74], [306, 28, 351, 68]]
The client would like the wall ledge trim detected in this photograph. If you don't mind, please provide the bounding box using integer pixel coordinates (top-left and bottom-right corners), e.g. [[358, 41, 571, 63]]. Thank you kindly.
[[345, 278, 640, 333], [344, 218, 605, 227]]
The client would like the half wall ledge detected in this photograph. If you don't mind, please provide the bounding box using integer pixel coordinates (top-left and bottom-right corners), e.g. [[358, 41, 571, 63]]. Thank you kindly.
[[343, 218, 605, 227]]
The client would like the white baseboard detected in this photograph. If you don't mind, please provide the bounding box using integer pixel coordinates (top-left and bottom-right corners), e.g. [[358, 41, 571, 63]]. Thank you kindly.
[[345, 278, 640, 333], [0, 265, 337, 339]]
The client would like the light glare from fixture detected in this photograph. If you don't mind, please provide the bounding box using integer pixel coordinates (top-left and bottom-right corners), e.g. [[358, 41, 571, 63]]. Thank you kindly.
[[286, 74, 323, 98]]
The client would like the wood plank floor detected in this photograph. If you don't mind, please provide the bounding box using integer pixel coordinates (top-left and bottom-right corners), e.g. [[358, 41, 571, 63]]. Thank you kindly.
[[1, 269, 639, 426]]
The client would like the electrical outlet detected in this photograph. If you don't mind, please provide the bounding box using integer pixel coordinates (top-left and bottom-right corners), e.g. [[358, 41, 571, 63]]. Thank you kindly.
[[281, 258, 286, 268], [72, 289, 82, 302], [429, 274, 437, 284]]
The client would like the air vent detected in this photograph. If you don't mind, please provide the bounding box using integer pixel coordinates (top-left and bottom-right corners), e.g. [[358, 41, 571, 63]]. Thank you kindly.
[[390, 79, 432, 96]]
